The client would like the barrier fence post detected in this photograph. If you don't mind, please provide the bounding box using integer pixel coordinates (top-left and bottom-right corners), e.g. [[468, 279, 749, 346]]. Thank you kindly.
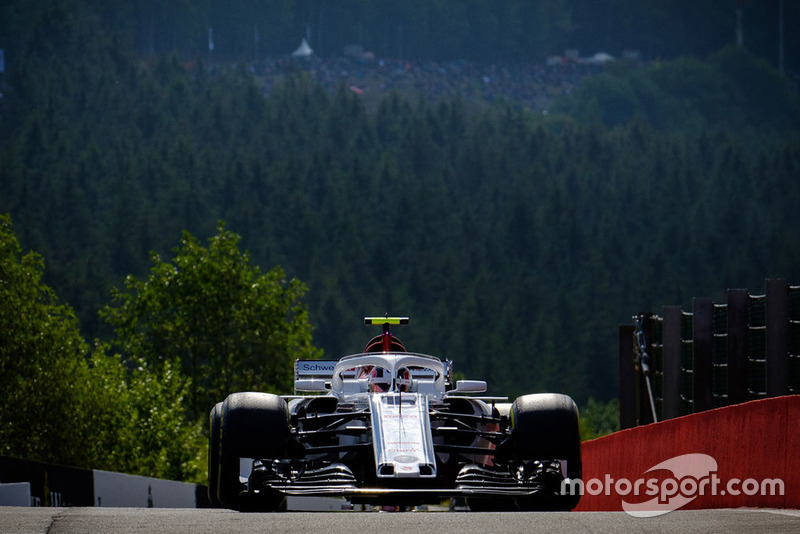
[[619, 324, 636, 429], [637, 314, 656, 425], [662, 305, 682, 420], [766, 278, 789, 396], [693, 297, 714, 413], [727, 289, 749, 404]]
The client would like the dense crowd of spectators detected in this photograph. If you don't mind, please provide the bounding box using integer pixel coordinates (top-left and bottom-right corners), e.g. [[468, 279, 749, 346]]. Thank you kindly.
[[254, 53, 608, 110]]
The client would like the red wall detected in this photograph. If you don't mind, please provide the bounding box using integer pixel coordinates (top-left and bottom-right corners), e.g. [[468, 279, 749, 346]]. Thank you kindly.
[[575, 395, 800, 511]]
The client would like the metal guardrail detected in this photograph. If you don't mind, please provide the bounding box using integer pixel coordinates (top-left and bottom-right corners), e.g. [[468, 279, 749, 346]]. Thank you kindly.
[[620, 278, 800, 428]]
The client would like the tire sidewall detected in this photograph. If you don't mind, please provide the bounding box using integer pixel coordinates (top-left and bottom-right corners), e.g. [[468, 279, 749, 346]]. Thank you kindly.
[[208, 402, 223, 506]]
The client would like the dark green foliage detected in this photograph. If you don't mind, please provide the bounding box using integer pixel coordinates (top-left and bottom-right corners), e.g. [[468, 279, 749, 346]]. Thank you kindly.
[[579, 398, 621, 440], [101, 223, 321, 420], [0, 216, 205, 482], [1, 1, 799, 422], [554, 47, 800, 138], [0, 214, 92, 466]]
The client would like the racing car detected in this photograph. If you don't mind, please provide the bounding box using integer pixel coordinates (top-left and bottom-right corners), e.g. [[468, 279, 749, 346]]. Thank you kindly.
[[208, 317, 581, 511]]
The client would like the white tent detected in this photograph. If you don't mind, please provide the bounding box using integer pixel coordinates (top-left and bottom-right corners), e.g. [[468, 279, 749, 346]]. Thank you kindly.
[[291, 38, 314, 57], [585, 52, 615, 65]]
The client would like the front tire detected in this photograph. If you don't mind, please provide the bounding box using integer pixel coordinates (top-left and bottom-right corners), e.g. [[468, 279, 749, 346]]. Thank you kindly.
[[510, 393, 582, 511], [215, 392, 290, 511]]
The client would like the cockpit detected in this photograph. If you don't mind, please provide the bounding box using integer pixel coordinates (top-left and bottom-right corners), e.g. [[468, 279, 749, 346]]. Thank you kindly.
[[333, 353, 446, 397]]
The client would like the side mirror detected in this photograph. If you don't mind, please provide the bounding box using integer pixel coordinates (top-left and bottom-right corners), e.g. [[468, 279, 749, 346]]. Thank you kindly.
[[295, 378, 330, 392], [452, 380, 487, 393]]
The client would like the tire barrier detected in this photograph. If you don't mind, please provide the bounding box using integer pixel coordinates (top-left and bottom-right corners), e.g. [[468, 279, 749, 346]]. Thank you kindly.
[[575, 395, 800, 511]]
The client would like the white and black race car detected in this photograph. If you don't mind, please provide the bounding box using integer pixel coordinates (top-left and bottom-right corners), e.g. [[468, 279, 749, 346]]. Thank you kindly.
[[208, 317, 581, 511]]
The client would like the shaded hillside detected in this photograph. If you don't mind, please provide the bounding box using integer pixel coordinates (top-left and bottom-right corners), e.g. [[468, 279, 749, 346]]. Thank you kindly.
[[1, 1, 799, 403], [2, 0, 797, 71], [553, 46, 800, 139]]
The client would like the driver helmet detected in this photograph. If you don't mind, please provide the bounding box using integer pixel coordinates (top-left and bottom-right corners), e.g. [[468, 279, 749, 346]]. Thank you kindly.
[[358, 365, 390, 392]]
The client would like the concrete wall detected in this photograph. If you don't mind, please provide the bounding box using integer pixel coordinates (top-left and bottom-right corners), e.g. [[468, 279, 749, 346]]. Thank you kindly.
[[93, 470, 198, 508], [0, 483, 31, 506], [0, 456, 202, 508], [0, 456, 94, 506]]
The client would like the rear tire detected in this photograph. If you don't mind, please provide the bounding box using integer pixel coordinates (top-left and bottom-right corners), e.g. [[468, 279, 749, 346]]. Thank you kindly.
[[510, 393, 582, 511], [216, 392, 290, 511]]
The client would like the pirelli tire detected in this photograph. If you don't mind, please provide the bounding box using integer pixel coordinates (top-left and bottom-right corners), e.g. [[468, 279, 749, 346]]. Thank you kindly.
[[510, 393, 582, 511], [215, 392, 290, 512]]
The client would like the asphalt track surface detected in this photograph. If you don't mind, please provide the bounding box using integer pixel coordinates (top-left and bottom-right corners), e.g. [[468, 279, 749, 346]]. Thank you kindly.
[[2, 507, 800, 534]]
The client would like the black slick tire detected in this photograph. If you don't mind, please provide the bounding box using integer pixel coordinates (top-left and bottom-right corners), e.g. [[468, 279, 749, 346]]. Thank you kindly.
[[217, 392, 290, 511], [510, 393, 582, 511]]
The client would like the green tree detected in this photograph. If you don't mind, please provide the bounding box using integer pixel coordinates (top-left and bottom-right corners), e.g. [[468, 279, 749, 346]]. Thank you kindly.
[[579, 398, 621, 441], [101, 222, 321, 420], [0, 214, 92, 466], [80, 349, 207, 482], [1, 214, 205, 481]]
